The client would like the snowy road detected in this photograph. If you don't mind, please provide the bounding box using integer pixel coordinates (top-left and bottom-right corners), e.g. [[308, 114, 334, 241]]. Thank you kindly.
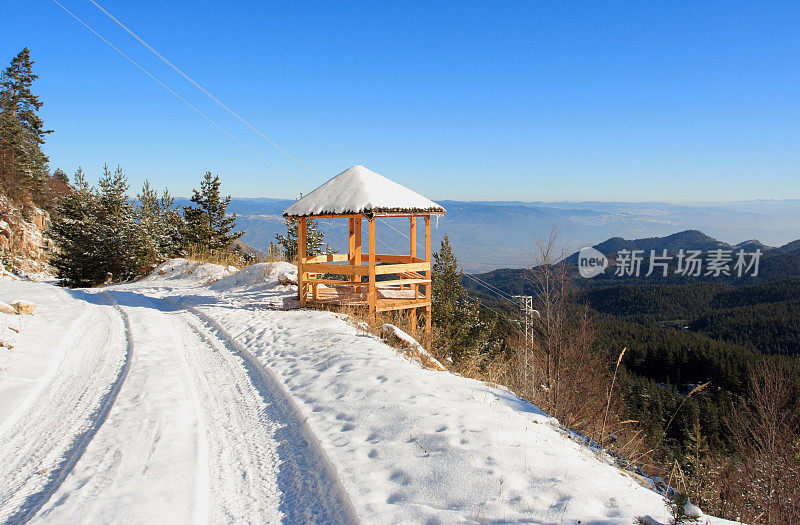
[[0, 282, 354, 524], [1, 261, 740, 524]]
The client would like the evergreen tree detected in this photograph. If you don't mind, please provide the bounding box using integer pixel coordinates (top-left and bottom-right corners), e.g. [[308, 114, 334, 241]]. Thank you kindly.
[[275, 216, 334, 262], [52, 167, 186, 286], [159, 187, 186, 257], [132, 181, 184, 272], [432, 234, 465, 327], [0, 48, 51, 203], [52, 167, 69, 184], [684, 418, 710, 505], [50, 168, 105, 286], [96, 164, 137, 281], [183, 172, 243, 252], [432, 234, 493, 362]]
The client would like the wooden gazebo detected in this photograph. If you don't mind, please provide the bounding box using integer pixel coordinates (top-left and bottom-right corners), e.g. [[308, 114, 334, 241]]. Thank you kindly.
[[284, 165, 446, 335]]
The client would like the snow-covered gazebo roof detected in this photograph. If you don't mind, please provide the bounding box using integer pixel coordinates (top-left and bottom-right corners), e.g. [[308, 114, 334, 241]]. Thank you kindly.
[[283, 165, 446, 218]]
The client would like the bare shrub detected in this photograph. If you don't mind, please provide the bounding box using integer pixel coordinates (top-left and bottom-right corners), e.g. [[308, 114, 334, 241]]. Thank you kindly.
[[715, 358, 800, 524]]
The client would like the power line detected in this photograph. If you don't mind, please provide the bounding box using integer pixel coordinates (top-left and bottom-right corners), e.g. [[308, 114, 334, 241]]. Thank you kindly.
[[49, 0, 287, 178], [375, 217, 519, 304], [85, 0, 450, 280], [56, 0, 522, 326], [87, 0, 325, 183]]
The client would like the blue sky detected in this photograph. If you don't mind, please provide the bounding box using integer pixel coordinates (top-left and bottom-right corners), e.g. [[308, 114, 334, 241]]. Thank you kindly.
[[2, 1, 799, 201]]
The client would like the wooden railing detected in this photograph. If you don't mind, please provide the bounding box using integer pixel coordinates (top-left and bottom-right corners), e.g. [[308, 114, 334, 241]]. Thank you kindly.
[[299, 255, 431, 304]]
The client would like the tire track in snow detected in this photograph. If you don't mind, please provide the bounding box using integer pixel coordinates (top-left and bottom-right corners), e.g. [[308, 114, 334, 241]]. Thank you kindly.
[[184, 306, 359, 524], [179, 314, 284, 522], [0, 292, 132, 524]]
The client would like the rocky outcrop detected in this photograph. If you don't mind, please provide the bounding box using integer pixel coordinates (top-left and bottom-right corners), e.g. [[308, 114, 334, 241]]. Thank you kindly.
[[0, 193, 53, 275]]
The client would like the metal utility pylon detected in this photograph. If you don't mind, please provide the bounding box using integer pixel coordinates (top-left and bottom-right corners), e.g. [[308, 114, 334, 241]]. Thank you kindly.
[[514, 295, 539, 396], [513, 295, 534, 349]]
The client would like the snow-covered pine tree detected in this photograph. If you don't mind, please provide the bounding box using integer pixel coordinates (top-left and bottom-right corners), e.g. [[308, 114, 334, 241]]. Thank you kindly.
[[183, 172, 243, 252], [132, 181, 184, 273], [50, 168, 106, 287], [96, 164, 138, 282], [159, 188, 185, 257], [0, 48, 51, 204], [274, 216, 335, 262]]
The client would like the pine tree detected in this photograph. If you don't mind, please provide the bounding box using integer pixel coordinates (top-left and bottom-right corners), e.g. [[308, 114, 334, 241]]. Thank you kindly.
[[0, 48, 51, 203], [684, 418, 710, 505], [50, 168, 105, 287], [275, 216, 334, 262], [183, 172, 243, 252], [132, 181, 184, 272], [432, 234, 465, 327], [159, 187, 185, 257], [52, 167, 69, 184], [432, 234, 493, 362], [96, 164, 137, 281]]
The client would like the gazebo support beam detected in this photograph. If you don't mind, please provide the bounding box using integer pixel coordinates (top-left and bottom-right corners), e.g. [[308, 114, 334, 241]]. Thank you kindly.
[[409, 217, 418, 335], [298, 217, 307, 306], [368, 217, 377, 321], [424, 215, 432, 335], [348, 218, 356, 280], [353, 218, 362, 283]]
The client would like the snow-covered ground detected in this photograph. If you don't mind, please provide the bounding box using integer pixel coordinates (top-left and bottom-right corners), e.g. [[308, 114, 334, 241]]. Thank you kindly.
[[0, 260, 740, 524]]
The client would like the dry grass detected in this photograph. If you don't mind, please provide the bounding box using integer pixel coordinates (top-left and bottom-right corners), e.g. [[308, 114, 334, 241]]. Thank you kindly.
[[184, 244, 280, 269]]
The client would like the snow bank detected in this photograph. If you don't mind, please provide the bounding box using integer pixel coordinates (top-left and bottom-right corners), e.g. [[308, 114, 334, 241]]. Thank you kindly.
[[211, 262, 297, 292], [142, 258, 233, 285]]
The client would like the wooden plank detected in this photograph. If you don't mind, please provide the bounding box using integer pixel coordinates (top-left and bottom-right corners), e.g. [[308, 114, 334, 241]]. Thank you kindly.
[[298, 218, 307, 306], [375, 278, 430, 287], [305, 279, 369, 287], [288, 212, 443, 219], [374, 262, 431, 275], [359, 253, 417, 263], [293, 213, 363, 220], [376, 299, 432, 313], [305, 263, 368, 275], [372, 212, 446, 218], [307, 253, 349, 263], [368, 217, 377, 319]]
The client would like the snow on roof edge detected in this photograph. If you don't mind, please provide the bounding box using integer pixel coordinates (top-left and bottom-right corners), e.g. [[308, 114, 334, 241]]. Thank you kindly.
[[283, 165, 446, 218]]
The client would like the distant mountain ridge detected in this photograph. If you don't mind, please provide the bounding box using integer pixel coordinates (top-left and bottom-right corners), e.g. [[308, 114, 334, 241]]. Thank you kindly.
[[463, 230, 800, 301], [564, 229, 800, 264], [201, 197, 800, 271]]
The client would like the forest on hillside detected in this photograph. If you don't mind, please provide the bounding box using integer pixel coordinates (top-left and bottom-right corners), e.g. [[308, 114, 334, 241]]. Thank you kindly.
[[462, 238, 800, 522]]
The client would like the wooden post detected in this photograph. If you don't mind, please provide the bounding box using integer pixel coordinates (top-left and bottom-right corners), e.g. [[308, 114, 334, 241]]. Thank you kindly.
[[409, 216, 418, 333], [353, 217, 362, 284], [348, 218, 356, 282], [424, 215, 432, 335], [298, 217, 307, 307], [409, 217, 416, 258], [368, 217, 377, 321]]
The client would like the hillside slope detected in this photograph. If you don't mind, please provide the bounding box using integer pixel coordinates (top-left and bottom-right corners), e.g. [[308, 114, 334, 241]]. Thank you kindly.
[[0, 261, 738, 523]]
